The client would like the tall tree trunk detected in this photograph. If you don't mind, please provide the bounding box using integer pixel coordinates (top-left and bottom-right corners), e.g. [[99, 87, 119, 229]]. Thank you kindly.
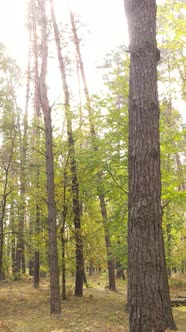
[[61, 162, 68, 300], [99, 193, 116, 290], [34, 204, 40, 287], [0, 134, 15, 281], [124, 0, 176, 330], [11, 209, 16, 278], [50, 0, 84, 297], [15, 13, 31, 277], [70, 12, 116, 290], [166, 207, 172, 277], [39, 0, 61, 314], [0, 217, 4, 281], [31, 0, 42, 288]]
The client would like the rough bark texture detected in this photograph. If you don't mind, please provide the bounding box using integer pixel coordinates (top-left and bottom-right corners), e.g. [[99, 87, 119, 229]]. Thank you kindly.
[[70, 13, 116, 290], [124, 0, 176, 331], [39, 0, 61, 314], [50, 0, 84, 297]]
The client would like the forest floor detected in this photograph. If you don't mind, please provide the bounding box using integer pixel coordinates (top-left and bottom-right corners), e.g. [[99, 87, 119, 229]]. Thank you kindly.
[[0, 274, 186, 332]]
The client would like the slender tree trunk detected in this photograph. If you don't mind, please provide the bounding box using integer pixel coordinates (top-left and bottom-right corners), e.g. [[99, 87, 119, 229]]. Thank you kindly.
[[16, 89, 29, 275], [61, 163, 68, 300], [0, 134, 15, 281], [99, 193, 116, 290], [0, 218, 4, 281], [50, 0, 84, 297], [70, 12, 116, 290], [11, 213, 16, 277], [16, 17, 31, 277], [31, 0, 42, 288], [175, 153, 186, 191], [61, 229, 66, 300], [39, 0, 61, 314], [166, 209, 172, 278], [124, 0, 176, 330], [34, 204, 40, 287]]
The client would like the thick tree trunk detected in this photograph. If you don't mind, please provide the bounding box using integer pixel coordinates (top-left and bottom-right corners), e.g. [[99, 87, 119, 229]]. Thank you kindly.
[[124, 0, 176, 330], [50, 0, 84, 297], [39, 0, 61, 314], [70, 13, 116, 290]]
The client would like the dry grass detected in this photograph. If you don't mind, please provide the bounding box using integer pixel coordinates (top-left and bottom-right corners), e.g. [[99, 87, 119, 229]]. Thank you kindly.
[[0, 274, 185, 332]]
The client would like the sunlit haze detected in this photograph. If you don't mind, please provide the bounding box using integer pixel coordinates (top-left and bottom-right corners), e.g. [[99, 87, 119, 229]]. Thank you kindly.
[[0, 0, 128, 69], [0, 0, 185, 122]]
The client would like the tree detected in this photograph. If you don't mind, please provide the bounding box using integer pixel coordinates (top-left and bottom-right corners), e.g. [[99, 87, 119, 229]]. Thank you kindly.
[[39, 0, 61, 314], [50, 0, 84, 297], [157, 0, 186, 103], [123, 0, 176, 330], [0, 44, 20, 281], [70, 12, 116, 290]]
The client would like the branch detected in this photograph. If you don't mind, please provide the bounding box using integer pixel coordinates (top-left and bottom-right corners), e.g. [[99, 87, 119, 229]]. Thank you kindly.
[[106, 166, 128, 195], [32, 147, 46, 157], [161, 200, 171, 210]]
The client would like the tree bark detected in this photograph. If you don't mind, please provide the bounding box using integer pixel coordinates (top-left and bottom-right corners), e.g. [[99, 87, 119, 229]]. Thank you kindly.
[[124, 0, 176, 330], [39, 0, 61, 314]]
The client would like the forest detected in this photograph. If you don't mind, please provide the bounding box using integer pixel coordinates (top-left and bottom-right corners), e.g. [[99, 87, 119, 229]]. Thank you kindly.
[[0, 0, 186, 331]]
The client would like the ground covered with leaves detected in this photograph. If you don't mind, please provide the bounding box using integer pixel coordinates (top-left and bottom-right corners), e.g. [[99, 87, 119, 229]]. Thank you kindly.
[[0, 275, 186, 332]]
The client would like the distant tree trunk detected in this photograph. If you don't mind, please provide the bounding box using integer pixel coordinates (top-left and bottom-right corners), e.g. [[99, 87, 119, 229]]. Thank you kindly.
[[99, 193, 116, 290], [176, 153, 186, 191], [39, 0, 61, 314], [61, 162, 68, 300], [165, 206, 172, 278], [31, 0, 42, 288], [116, 268, 125, 280], [15, 15, 31, 277], [15, 225, 24, 278], [11, 218, 16, 277], [124, 0, 176, 330], [0, 133, 16, 281], [88, 261, 94, 276], [61, 227, 66, 300], [116, 261, 125, 280], [50, 0, 84, 297], [34, 204, 40, 287], [0, 219, 4, 281], [70, 12, 116, 291]]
